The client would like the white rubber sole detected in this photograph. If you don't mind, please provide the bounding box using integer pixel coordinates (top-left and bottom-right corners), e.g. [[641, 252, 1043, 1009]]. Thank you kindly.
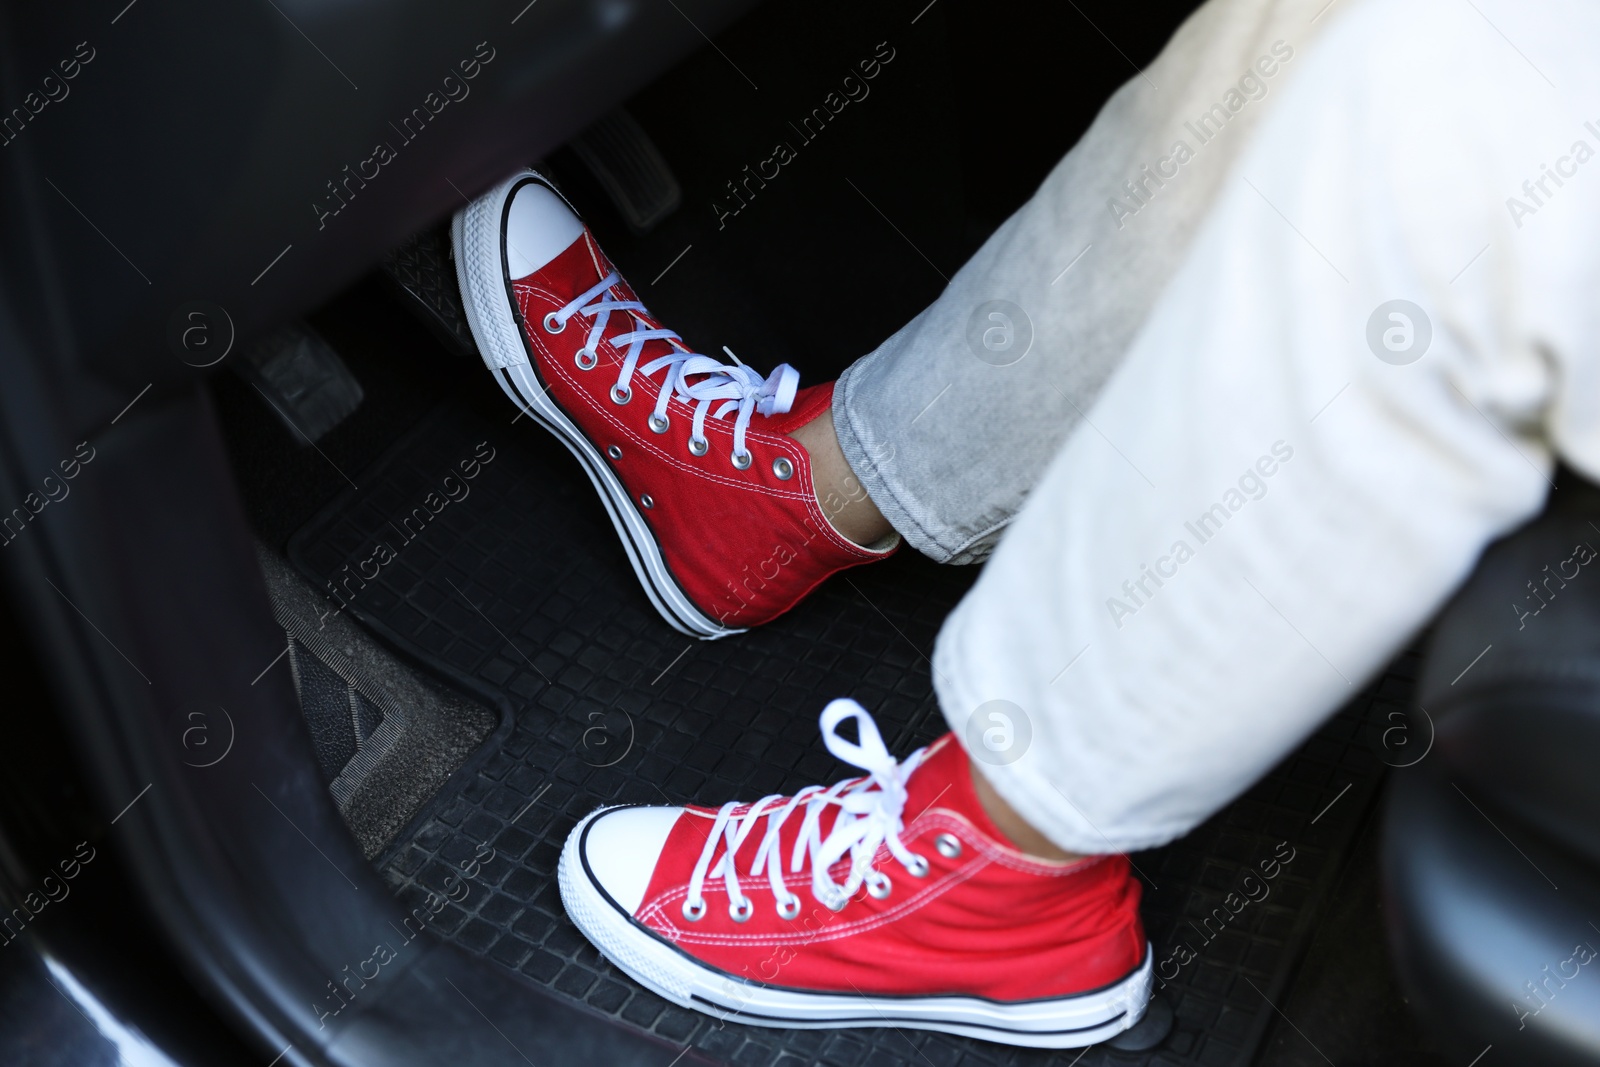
[[451, 172, 740, 641], [558, 806, 1154, 1049]]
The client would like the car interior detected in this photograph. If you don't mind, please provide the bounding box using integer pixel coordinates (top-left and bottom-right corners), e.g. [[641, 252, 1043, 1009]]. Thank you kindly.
[[3, 0, 1599, 1065]]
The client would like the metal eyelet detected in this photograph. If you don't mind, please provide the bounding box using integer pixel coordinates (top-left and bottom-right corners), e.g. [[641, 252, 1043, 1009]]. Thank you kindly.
[[823, 891, 848, 913], [904, 854, 930, 878], [777, 896, 802, 920], [772, 456, 794, 480], [606, 445, 622, 461], [640, 494, 655, 510], [867, 876, 892, 900], [682, 899, 707, 921], [648, 414, 670, 434], [729, 899, 754, 923], [610, 384, 631, 405], [731, 450, 753, 470], [688, 437, 709, 457], [574, 348, 598, 370], [543, 312, 565, 334], [935, 833, 963, 859]]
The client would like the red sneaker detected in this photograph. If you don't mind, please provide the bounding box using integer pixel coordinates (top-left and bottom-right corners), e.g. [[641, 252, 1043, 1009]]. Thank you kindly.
[[452, 171, 896, 638], [558, 700, 1152, 1048]]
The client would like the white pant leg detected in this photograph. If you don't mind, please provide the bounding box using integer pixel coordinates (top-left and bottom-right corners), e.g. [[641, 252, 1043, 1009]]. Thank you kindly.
[[935, 0, 1600, 855]]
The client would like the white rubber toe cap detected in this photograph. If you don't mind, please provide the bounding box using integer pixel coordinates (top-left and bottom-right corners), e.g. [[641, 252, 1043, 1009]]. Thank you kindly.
[[580, 805, 685, 915], [505, 180, 586, 280]]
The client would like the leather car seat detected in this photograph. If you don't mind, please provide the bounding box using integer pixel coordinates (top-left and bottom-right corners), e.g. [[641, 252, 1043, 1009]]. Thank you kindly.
[[1385, 468, 1600, 1063]]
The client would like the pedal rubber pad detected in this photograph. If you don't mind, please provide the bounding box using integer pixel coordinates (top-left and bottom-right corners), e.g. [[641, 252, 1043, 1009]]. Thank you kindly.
[[236, 321, 364, 444], [568, 108, 682, 234]]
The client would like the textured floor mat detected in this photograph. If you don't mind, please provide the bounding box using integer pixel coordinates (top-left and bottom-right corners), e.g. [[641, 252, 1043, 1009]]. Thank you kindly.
[[256, 544, 497, 859], [289, 382, 1405, 1067]]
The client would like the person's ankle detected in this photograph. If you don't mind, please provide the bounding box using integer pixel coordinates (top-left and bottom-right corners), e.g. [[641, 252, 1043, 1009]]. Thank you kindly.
[[967, 756, 1087, 864], [789, 408, 894, 547]]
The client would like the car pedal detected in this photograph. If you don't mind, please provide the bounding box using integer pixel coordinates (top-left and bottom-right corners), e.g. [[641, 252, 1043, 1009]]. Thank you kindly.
[[382, 225, 477, 361], [568, 107, 681, 233], [380, 164, 572, 363], [236, 321, 363, 444]]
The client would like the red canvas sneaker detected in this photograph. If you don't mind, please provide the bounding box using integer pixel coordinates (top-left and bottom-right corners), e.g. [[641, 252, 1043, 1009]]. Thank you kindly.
[[453, 171, 896, 639], [558, 700, 1153, 1048]]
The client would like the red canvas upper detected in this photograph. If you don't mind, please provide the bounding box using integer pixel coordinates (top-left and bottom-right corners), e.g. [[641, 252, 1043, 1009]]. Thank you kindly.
[[625, 734, 1148, 1001], [510, 233, 892, 628]]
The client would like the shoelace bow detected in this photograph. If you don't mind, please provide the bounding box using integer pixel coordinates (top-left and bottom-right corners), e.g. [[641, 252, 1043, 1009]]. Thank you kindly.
[[548, 271, 800, 462], [682, 700, 931, 922]]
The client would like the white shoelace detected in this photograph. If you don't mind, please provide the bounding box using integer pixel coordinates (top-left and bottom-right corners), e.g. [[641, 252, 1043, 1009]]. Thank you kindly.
[[682, 700, 931, 922], [547, 271, 800, 462]]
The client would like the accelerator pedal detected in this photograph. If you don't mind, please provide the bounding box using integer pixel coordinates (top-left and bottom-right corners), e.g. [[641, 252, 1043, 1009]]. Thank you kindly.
[[568, 107, 681, 234]]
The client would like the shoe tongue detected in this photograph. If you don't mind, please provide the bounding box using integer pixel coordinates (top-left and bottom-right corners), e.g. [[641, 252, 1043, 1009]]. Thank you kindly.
[[900, 734, 1012, 845], [666, 734, 1001, 894], [527, 233, 813, 425], [760, 381, 832, 434], [782, 733, 1001, 850]]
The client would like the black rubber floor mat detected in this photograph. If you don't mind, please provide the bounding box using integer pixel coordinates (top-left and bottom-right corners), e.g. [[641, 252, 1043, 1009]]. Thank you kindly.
[[289, 381, 1406, 1067]]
